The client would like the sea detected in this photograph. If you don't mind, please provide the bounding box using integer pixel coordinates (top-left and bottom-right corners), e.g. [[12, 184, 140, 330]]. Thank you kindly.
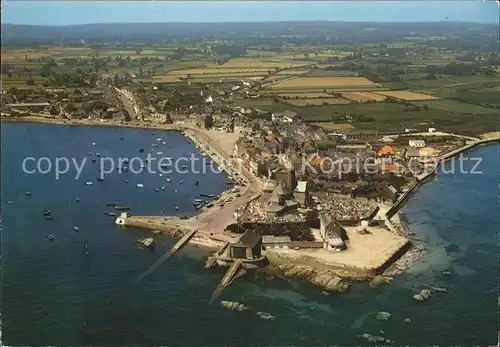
[[1, 122, 498, 346]]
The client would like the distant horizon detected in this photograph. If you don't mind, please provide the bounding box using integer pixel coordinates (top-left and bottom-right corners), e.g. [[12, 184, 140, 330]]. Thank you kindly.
[[2, 1, 499, 26], [3, 19, 499, 27]]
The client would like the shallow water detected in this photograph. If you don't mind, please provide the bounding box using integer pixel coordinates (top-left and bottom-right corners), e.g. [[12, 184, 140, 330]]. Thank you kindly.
[[1, 123, 498, 345]]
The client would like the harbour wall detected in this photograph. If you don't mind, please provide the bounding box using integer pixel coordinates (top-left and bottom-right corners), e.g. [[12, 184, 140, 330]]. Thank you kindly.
[[386, 138, 499, 219]]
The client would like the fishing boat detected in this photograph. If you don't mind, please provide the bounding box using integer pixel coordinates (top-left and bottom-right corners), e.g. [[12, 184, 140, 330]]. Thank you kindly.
[[136, 184, 144, 188], [42, 208, 51, 217], [48, 234, 55, 241]]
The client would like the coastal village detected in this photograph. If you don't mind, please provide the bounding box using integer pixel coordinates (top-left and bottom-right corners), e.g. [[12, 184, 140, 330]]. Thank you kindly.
[[1, 74, 498, 306]]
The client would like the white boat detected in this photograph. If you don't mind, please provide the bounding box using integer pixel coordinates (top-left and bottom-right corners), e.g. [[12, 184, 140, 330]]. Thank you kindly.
[[156, 138, 162, 142], [162, 141, 166, 145], [157, 152, 163, 155], [159, 173, 163, 177], [166, 177, 171, 182], [137, 184, 144, 188], [85, 182, 93, 186], [92, 142, 96, 146]]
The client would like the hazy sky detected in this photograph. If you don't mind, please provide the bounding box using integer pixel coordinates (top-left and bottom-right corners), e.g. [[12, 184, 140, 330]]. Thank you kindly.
[[2, 1, 499, 26]]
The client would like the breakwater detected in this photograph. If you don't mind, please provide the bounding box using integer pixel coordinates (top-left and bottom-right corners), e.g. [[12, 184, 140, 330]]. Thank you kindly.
[[386, 138, 499, 219]]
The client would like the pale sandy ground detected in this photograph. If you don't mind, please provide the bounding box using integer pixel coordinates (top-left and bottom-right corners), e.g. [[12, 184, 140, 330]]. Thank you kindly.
[[480, 131, 500, 140], [265, 226, 409, 273]]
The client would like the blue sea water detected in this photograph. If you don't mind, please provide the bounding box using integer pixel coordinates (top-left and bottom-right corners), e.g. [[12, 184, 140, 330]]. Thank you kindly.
[[1, 122, 498, 346]]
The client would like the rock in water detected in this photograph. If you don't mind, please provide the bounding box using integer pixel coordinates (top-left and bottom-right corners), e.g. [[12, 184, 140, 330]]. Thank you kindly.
[[429, 286, 447, 293], [256, 311, 275, 320], [369, 275, 393, 288], [140, 237, 154, 248], [413, 294, 425, 301], [413, 289, 432, 301], [220, 301, 249, 312], [376, 311, 392, 321], [278, 264, 350, 292], [359, 333, 385, 343]]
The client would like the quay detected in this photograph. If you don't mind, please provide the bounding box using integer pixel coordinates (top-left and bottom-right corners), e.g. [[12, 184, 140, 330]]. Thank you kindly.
[[167, 229, 197, 258]]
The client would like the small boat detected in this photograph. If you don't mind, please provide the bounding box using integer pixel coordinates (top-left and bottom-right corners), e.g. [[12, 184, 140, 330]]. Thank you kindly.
[[120, 137, 124, 140], [115, 206, 130, 211], [156, 138, 162, 142], [193, 199, 204, 203], [43, 208, 51, 217], [96, 153, 101, 157], [137, 184, 144, 188], [139, 148, 145, 153], [151, 144, 158, 147], [105, 203, 116, 207], [154, 188, 160, 192], [92, 159, 97, 163], [194, 181, 199, 186], [107, 212, 117, 217], [161, 185, 166, 190], [88, 152, 92, 155], [96, 177, 104, 182], [25, 192, 32, 196], [85, 182, 93, 186], [72, 226, 80, 232], [124, 180, 129, 183], [45, 216, 54, 220], [139, 164, 146, 169], [92, 142, 96, 146], [96, 168, 101, 171], [157, 152, 163, 155], [48, 234, 55, 241], [206, 203, 214, 208], [174, 206, 179, 210], [8, 200, 14, 204], [181, 165, 187, 170], [74, 197, 80, 203], [174, 189, 178, 193], [200, 193, 215, 198], [166, 177, 171, 182], [179, 180, 184, 184], [162, 141, 166, 145], [158, 173, 163, 177]]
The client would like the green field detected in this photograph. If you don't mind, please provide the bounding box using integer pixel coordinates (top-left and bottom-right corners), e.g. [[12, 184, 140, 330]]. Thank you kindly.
[[412, 99, 499, 115]]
